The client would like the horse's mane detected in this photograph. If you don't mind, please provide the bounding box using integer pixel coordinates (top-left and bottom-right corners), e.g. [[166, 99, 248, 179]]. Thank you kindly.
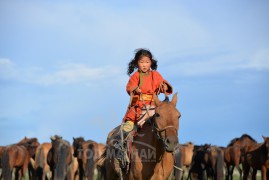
[[163, 96, 169, 102], [187, 142, 194, 145], [74, 137, 96, 144], [27, 138, 38, 143], [86, 139, 96, 143], [227, 138, 240, 147], [240, 134, 257, 143], [228, 134, 257, 147], [203, 144, 211, 150], [74, 137, 85, 142]]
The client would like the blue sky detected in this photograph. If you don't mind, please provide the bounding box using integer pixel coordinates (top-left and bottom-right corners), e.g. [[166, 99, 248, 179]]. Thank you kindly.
[[0, 0, 268, 147]]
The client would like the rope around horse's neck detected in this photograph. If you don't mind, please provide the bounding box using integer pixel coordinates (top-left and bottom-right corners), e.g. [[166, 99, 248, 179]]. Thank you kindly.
[[126, 82, 167, 124], [174, 165, 183, 172], [139, 93, 151, 119], [140, 82, 166, 118]]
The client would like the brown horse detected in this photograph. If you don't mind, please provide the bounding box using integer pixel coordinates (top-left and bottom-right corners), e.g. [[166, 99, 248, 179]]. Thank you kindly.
[[227, 134, 257, 179], [47, 135, 73, 179], [242, 136, 269, 180], [67, 147, 79, 180], [173, 142, 194, 180], [72, 137, 104, 180], [98, 93, 180, 179], [0, 145, 4, 179], [187, 144, 224, 180], [1, 137, 40, 180], [205, 145, 224, 180], [228, 134, 257, 153], [224, 145, 242, 180], [187, 144, 210, 180], [34, 142, 52, 180]]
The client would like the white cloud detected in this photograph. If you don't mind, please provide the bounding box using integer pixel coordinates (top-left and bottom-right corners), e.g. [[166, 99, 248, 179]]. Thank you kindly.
[[1, 1, 211, 56], [241, 48, 269, 70], [0, 59, 122, 86], [166, 49, 269, 77], [0, 58, 18, 79], [36, 63, 122, 86], [1, 1, 269, 78]]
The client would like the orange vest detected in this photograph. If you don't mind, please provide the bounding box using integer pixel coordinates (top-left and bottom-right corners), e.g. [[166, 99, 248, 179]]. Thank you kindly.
[[124, 70, 173, 122]]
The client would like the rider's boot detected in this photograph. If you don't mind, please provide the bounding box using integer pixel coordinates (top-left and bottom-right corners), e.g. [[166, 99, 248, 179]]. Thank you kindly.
[[114, 120, 134, 168]]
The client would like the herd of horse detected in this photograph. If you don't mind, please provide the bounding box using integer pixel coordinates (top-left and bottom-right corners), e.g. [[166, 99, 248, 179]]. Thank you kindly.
[[0, 93, 268, 180]]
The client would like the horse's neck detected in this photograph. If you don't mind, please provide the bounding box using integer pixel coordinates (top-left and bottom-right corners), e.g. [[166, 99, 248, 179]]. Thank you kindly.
[[132, 123, 174, 179], [135, 122, 168, 160]]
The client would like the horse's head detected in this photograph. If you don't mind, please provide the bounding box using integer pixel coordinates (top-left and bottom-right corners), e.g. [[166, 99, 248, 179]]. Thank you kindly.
[[72, 137, 85, 157], [27, 137, 40, 147], [73, 137, 85, 145], [151, 93, 181, 152], [262, 136, 269, 159], [17, 136, 30, 145], [50, 134, 63, 142], [19, 137, 40, 157]]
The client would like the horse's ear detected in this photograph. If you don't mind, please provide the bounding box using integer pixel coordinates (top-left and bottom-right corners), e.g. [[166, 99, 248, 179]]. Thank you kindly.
[[50, 135, 55, 141], [171, 93, 178, 106], [262, 135, 267, 141], [153, 94, 161, 106]]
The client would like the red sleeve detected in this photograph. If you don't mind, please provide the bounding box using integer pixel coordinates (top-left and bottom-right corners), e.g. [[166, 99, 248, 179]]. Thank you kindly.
[[152, 71, 173, 95], [126, 71, 139, 95], [163, 80, 173, 95]]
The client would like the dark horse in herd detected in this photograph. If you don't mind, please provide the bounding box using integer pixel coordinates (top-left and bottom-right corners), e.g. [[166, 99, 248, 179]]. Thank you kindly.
[[72, 136, 105, 180], [47, 135, 73, 179]]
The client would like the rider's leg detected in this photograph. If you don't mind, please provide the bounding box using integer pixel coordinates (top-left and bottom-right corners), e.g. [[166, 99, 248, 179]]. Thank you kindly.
[[122, 120, 134, 138]]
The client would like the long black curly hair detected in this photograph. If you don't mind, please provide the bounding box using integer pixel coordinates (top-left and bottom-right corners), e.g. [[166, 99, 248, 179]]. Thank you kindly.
[[127, 48, 158, 76]]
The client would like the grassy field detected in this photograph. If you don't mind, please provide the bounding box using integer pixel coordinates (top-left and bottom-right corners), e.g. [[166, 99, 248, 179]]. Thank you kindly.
[[0, 169, 262, 180]]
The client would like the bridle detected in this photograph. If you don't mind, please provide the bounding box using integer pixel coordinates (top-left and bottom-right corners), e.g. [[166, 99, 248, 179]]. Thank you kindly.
[[136, 86, 179, 149], [148, 112, 178, 148]]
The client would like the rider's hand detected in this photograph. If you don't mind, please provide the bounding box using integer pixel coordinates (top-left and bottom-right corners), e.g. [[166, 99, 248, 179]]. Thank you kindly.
[[162, 83, 168, 91], [135, 87, 142, 94]]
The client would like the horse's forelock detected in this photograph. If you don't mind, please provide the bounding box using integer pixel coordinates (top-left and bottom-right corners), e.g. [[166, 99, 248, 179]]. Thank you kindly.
[[30, 137, 38, 141], [163, 96, 169, 102], [75, 137, 85, 142]]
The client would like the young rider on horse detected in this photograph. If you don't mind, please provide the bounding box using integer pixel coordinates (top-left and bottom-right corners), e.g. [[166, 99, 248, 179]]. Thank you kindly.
[[116, 49, 173, 163]]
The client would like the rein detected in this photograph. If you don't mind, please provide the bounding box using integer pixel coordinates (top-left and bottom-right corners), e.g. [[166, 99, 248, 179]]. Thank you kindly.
[[148, 115, 178, 139], [139, 88, 178, 144], [128, 82, 178, 148], [153, 124, 178, 134]]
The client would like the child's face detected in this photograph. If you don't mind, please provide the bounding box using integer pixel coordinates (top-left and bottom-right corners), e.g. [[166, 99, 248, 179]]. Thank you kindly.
[[138, 56, 152, 73]]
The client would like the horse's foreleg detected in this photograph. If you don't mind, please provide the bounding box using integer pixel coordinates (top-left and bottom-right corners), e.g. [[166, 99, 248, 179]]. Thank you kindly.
[[261, 166, 267, 180], [230, 166, 235, 180], [251, 168, 257, 180], [14, 169, 19, 180], [14, 168, 23, 180], [20, 160, 30, 180], [236, 165, 242, 180], [242, 163, 250, 180], [225, 165, 229, 180]]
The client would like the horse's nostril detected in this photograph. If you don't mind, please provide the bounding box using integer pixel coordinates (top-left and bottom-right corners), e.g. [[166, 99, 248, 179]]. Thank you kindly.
[[166, 139, 171, 144]]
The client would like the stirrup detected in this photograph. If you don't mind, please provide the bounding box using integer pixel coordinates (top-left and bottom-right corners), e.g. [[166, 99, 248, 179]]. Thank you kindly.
[[114, 141, 129, 169]]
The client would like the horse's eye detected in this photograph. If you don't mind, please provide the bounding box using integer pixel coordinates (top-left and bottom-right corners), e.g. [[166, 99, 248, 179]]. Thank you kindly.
[[155, 113, 160, 118]]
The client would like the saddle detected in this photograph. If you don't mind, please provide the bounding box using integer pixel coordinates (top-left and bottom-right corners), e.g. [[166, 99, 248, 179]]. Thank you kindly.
[[107, 125, 137, 170], [106, 105, 155, 170]]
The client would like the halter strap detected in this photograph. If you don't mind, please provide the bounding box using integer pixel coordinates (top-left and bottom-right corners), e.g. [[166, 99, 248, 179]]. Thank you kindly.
[[154, 125, 178, 134], [141, 107, 156, 111]]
